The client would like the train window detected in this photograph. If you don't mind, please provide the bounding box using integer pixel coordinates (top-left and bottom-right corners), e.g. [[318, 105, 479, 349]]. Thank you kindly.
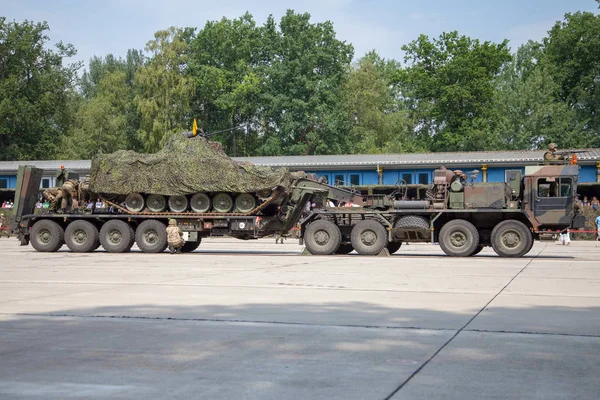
[[334, 174, 344, 186], [41, 178, 51, 189], [401, 173, 412, 184], [0, 178, 7, 189], [418, 173, 429, 185], [349, 174, 360, 186]]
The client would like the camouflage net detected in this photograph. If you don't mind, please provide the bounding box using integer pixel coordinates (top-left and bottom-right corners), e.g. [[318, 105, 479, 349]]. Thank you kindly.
[[90, 134, 292, 196], [571, 206, 600, 240]]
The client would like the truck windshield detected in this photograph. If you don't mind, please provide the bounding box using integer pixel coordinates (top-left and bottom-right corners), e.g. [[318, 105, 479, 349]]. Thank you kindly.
[[537, 177, 572, 197]]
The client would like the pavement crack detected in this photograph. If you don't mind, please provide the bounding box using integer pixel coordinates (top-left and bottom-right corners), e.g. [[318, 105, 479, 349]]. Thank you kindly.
[[382, 243, 546, 400], [0, 312, 457, 332]]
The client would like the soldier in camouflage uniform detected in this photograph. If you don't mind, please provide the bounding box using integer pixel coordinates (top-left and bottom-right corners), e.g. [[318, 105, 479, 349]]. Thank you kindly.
[[60, 179, 79, 211], [544, 143, 567, 162], [78, 176, 91, 209], [42, 187, 62, 211], [0, 212, 8, 238], [166, 219, 184, 254]]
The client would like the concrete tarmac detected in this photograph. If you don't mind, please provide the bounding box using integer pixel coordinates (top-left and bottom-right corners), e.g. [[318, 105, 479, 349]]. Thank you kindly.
[[0, 238, 599, 399]]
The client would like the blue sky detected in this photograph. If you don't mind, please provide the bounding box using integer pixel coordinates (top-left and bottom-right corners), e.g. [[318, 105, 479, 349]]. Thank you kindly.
[[3, 0, 598, 69]]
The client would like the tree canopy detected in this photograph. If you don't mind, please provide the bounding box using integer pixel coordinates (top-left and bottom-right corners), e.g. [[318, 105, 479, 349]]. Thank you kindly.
[[1, 8, 599, 161]]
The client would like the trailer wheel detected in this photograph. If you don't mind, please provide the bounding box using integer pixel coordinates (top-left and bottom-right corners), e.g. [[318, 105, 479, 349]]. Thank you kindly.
[[100, 220, 135, 253], [387, 241, 402, 254], [439, 220, 479, 257], [335, 243, 354, 254], [136, 220, 168, 253], [181, 239, 201, 253], [491, 220, 532, 258], [351, 220, 388, 256], [65, 220, 100, 253], [30, 220, 64, 252], [304, 220, 342, 255]]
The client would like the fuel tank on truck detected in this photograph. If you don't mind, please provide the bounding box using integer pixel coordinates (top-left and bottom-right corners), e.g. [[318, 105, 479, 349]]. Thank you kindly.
[[89, 133, 294, 214]]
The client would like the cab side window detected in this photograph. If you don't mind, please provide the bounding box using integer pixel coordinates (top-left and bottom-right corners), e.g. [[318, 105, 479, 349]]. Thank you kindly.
[[537, 177, 571, 198]]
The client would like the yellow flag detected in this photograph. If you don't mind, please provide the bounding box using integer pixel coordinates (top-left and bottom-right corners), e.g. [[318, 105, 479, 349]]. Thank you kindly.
[[192, 119, 198, 136]]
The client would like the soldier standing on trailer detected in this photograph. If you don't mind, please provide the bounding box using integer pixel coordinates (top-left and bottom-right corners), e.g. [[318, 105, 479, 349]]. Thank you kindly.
[[60, 179, 80, 212], [166, 219, 185, 254]]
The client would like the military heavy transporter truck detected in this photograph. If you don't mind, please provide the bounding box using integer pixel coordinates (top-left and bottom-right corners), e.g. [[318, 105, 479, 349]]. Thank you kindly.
[[9, 139, 585, 257], [298, 163, 586, 257]]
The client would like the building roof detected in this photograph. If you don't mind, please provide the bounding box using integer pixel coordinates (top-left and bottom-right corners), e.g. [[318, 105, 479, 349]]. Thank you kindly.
[[234, 148, 600, 169], [1, 148, 599, 173]]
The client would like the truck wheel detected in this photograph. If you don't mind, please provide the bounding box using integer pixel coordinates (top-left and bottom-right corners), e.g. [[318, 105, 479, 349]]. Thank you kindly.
[[351, 220, 388, 256], [304, 220, 342, 255], [335, 243, 354, 254], [181, 239, 201, 253], [30, 220, 64, 252], [387, 241, 402, 254], [491, 220, 532, 258], [439, 220, 479, 257], [65, 220, 100, 253], [100, 220, 135, 253], [136, 220, 168, 253]]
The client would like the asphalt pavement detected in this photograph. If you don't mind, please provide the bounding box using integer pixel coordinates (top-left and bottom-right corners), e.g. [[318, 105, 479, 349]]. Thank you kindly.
[[0, 238, 599, 399]]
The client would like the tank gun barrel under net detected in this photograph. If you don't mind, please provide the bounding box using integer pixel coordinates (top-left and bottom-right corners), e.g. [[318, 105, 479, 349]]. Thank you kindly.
[[181, 124, 248, 139]]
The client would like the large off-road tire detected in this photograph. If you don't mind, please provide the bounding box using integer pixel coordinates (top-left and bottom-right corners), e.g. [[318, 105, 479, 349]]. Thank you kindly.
[[439, 219, 479, 257], [351, 220, 388, 256], [394, 215, 431, 241], [335, 243, 354, 254], [304, 220, 342, 255], [100, 220, 135, 253], [65, 220, 100, 253], [181, 239, 201, 253], [387, 241, 402, 254], [136, 220, 168, 253], [395, 215, 429, 229], [30, 220, 64, 252], [491, 220, 532, 258]]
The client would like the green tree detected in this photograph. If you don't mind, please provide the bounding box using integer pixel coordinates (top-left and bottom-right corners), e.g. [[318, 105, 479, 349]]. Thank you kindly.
[[188, 13, 262, 156], [258, 11, 354, 155], [492, 42, 584, 149], [135, 27, 195, 152], [0, 18, 80, 160], [399, 31, 512, 151], [343, 57, 418, 154], [542, 11, 600, 147], [61, 51, 145, 157], [60, 71, 133, 158]]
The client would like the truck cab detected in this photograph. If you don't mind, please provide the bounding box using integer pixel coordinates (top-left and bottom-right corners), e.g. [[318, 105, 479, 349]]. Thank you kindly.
[[523, 164, 585, 230]]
